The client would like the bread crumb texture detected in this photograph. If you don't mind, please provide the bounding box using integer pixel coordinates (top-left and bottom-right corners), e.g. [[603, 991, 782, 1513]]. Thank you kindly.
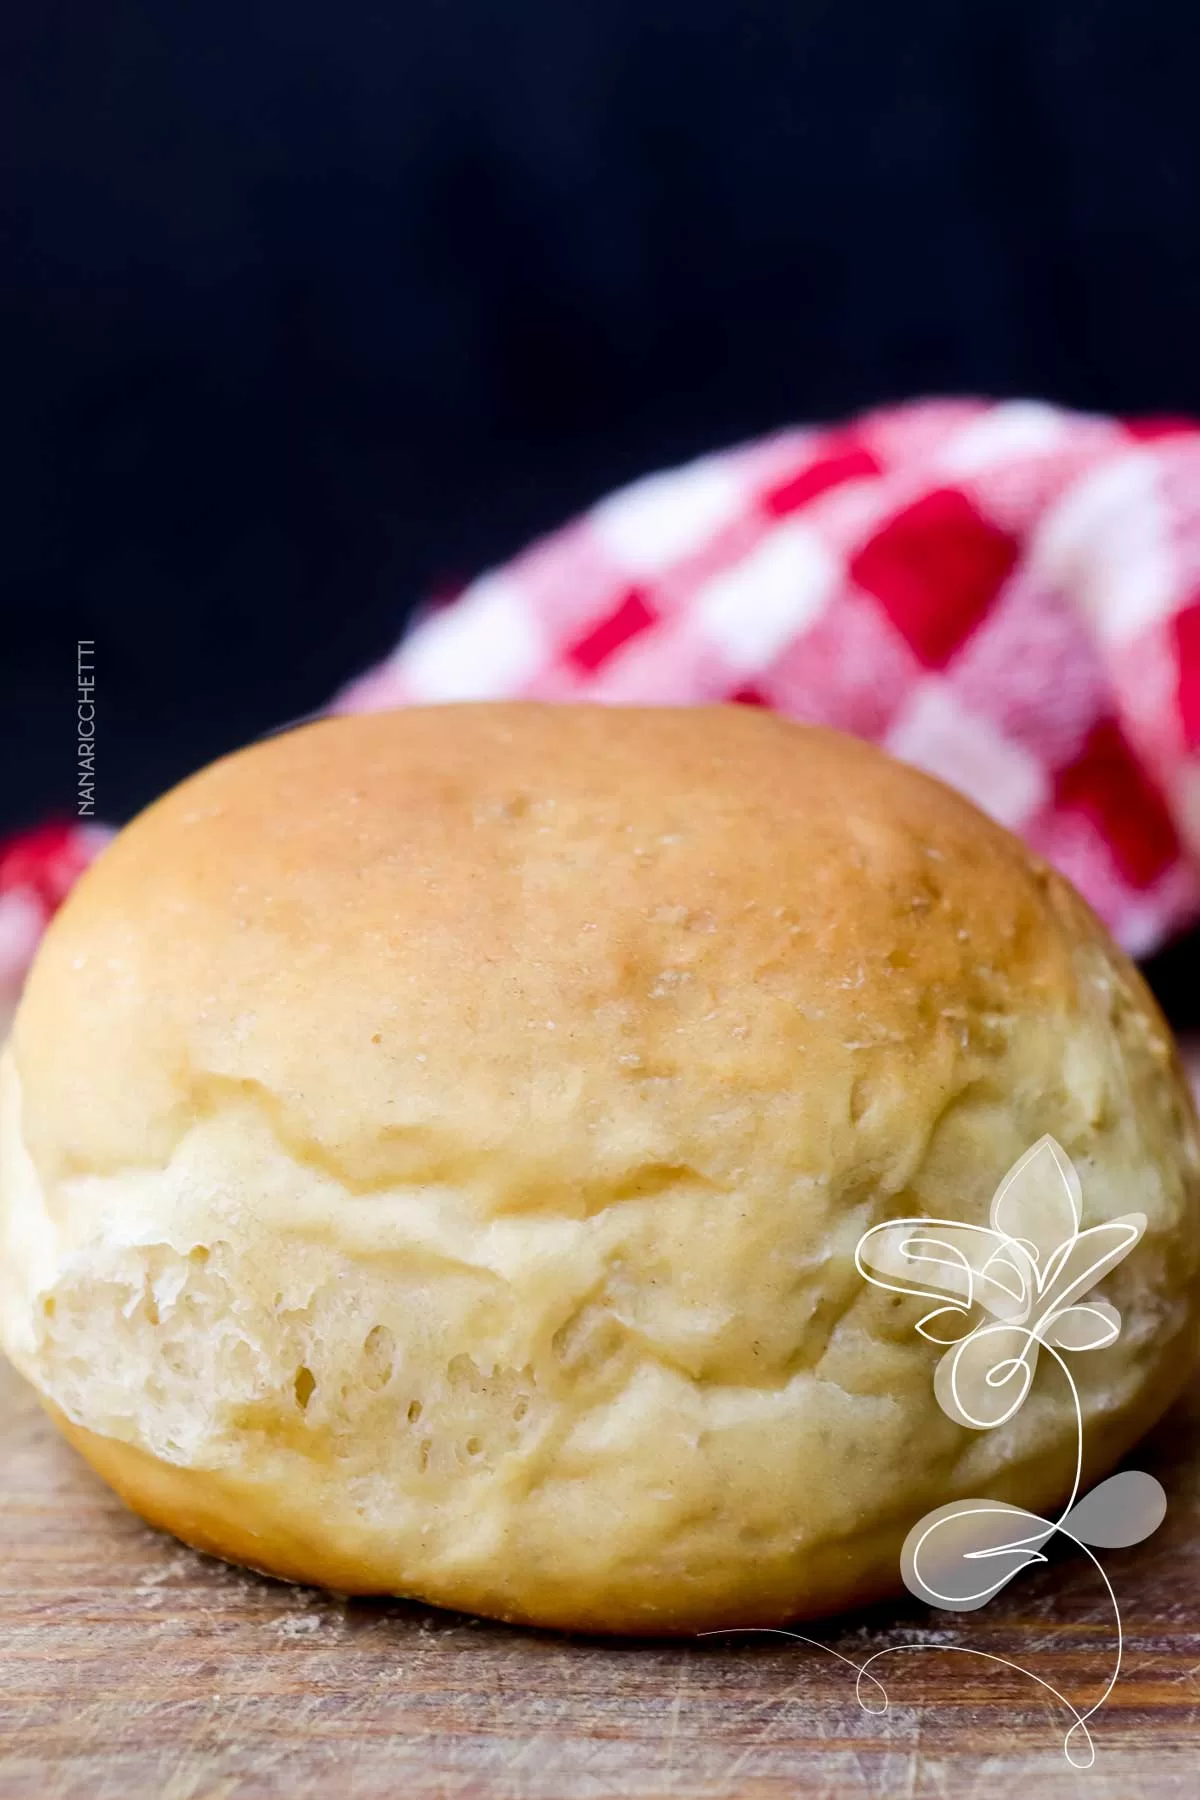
[[2, 705, 1198, 1632]]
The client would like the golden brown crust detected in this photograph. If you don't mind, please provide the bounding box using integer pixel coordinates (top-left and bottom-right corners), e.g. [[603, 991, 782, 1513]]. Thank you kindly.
[[2, 704, 1198, 1633], [10, 705, 1113, 1193]]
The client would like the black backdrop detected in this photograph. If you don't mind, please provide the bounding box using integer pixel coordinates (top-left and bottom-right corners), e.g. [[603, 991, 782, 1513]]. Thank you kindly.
[[4, 1, 1200, 849]]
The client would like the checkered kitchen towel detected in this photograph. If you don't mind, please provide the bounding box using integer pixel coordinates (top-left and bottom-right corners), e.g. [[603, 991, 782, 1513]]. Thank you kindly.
[[7, 397, 1200, 1020]]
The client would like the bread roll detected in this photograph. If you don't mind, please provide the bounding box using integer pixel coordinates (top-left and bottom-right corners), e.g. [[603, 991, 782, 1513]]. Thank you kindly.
[[2, 704, 1197, 1632]]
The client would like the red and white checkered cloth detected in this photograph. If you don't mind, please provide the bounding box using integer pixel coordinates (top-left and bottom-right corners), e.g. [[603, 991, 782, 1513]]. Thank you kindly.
[[7, 397, 1200, 1026], [0, 823, 114, 1009]]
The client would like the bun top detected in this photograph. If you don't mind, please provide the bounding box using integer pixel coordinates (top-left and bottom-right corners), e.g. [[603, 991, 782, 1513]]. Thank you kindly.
[[14, 703, 1174, 1233]]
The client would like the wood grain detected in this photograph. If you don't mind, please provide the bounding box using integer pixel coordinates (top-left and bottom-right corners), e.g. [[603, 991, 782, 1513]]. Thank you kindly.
[[1, 1358, 1198, 1799]]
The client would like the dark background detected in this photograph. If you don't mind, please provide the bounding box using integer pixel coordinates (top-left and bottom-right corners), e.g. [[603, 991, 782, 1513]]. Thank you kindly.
[[3, 1, 1199, 849]]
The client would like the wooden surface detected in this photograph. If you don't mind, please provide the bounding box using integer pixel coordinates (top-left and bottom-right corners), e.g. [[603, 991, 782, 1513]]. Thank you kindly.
[[1, 1359, 1198, 1799]]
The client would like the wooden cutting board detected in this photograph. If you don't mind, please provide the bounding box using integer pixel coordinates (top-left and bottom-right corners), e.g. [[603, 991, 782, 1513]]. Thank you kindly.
[[1, 1357, 1198, 1799]]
